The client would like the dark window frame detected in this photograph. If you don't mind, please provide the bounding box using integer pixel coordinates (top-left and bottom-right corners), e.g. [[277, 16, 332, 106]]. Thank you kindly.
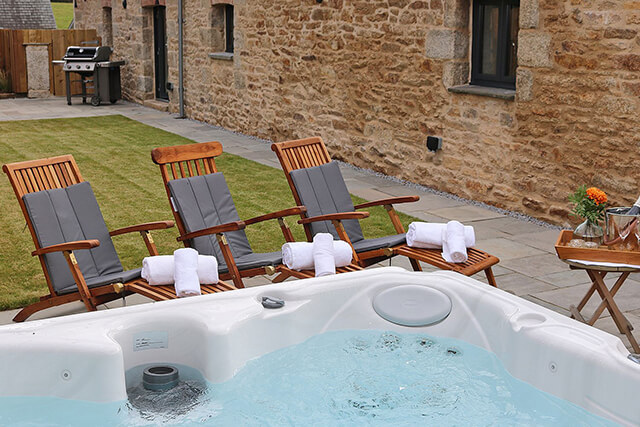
[[153, 6, 169, 100], [471, 0, 519, 89], [224, 4, 234, 53]]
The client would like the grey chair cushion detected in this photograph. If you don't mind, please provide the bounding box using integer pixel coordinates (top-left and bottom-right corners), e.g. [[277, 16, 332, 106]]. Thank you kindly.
[[22, 182, 124, 294], [168, 173, 253, 263], [57, 268, 142, 295], [218, 252, 283, 274], [351, 234, 406, 253], [289, 162, 365, 243]]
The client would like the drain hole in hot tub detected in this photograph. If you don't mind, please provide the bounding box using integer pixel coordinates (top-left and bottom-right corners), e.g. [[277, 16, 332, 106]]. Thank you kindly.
[[127, 365, 209, 420], [143, 365, 179, 391]]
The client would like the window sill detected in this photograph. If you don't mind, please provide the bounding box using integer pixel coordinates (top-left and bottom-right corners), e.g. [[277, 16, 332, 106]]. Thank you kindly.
[[209, 52, 234, 61], [448, 84, 515, 101]]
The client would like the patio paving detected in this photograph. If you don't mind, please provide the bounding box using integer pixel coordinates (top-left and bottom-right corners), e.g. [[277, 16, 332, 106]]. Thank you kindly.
[[1, 97, 639, 352]]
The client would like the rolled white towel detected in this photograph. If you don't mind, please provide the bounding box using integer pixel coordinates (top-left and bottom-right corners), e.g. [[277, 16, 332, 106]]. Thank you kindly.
[[406, 222, 475, 249], [141, 255, 219, 286], [141, 255, 174, 286], [313, 233, 335, 277], [442, 221, 468, 263], [173, 248, 202, 297], [282, 242, 313, 270], [197, 255, 219, 285], [282, 241, 353, 270], [332, 240, 353, 268]]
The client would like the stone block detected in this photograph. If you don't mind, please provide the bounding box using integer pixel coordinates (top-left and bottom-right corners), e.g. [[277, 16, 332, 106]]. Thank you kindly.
[[517, 31, 552, 68], [425, 29, 468, 60], [519, 0, 539, 29], [137, 76, 153, 93], [25, 45, 50, 98], [443, 0, 469, 28], [442, 61, 469, 87], [516, 68, 533, 102]]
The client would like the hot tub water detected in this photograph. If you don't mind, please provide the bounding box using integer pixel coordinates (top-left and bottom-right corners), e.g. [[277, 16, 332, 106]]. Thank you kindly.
[[0, 330, 616, 426]]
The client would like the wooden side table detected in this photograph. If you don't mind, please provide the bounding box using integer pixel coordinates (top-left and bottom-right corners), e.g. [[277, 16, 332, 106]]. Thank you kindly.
[[562, 259, 640, 354]]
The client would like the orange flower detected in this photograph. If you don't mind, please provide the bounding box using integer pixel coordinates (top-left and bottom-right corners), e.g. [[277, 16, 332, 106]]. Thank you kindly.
[[586, 187, 607, 205]]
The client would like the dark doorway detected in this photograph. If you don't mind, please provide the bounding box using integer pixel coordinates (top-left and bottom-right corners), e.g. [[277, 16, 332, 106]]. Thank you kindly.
[[153, 6, 169, 101]]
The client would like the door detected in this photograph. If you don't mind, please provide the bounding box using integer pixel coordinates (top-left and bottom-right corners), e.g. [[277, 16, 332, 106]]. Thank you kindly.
[[153, 6, 169, 101]]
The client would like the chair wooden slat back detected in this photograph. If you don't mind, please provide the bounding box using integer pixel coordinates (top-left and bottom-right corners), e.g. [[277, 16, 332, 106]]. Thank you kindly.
[[271, 137, 332, 208], [271, 137, 334, 241], [151, 142, 224, 241], [2, 155, 85, 295], [3, 155, 83, 200]]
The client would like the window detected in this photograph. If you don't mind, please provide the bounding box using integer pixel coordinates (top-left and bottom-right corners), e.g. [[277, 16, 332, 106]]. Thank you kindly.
[[224, 4, 234, 53], [471, 0, 519, 89], [210, 3, 234, 56]]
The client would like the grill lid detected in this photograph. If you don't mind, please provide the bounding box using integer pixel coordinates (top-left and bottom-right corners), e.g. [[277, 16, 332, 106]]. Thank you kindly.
[[63, 46, 112, 62]]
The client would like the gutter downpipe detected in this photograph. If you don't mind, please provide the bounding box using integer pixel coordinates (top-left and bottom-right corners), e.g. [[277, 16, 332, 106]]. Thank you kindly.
[[178, 0, 185, 118]]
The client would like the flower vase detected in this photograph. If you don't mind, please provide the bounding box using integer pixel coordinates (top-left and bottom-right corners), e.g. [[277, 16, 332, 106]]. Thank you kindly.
[[574, 219, 604, 245]]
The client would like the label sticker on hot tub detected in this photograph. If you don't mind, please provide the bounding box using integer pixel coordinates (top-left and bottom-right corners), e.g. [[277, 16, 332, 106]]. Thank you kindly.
[[133, 331, 168, 351]]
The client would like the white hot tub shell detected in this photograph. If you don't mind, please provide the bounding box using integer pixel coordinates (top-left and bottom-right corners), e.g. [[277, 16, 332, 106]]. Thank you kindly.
[[0, 268, 638, 425]]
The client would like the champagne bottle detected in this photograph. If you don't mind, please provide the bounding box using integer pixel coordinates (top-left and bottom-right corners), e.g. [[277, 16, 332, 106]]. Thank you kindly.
[[626, 196, 640, 216]]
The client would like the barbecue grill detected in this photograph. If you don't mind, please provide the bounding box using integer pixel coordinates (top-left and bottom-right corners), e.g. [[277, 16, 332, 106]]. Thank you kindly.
[[55, 46, 125, 106]]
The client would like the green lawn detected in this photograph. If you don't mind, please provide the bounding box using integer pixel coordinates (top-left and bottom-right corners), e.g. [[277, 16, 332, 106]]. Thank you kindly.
[[0, 115, 417, 310], [51, 2, 74, 29]]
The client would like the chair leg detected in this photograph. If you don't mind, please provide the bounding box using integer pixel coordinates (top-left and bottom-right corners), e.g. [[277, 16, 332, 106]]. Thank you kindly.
[[272, 272, 290, 283], [12, 294, 79, 322], [409, 258, 422, 272], [12, 301, 52, 322], [484, 267, 497, 287]]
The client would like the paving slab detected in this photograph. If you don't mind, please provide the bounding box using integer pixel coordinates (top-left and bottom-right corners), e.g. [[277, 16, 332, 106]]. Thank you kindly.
[[473, 237, 546, 261], [470, 216, 551, 236], [537, 269, 593, 288], [509, 229, 561, 254], [349, 187, 397, 203], [430, 205, 506, 222], [392, 193, 467, 212], [500, 254, 569, 277], [488, 272, 557, 296]]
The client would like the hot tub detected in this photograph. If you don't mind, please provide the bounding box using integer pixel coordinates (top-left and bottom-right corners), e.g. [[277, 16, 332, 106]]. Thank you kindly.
[[0, 268, 638, 425]]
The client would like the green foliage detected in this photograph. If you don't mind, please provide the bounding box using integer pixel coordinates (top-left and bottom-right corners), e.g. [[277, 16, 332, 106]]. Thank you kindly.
[[568, 185, 606, 224], [0, 115, 418, 310], [51, 2, 74, 29]]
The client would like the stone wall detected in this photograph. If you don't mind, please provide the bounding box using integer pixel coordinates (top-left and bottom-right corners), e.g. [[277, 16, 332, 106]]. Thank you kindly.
[[75, 0, 640, 226]]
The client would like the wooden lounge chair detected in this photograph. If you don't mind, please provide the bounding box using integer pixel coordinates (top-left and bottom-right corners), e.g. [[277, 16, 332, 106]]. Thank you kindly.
[[151, 142, 361, 288], [3, 155, 235, 322], [271, 137, 500, 286]]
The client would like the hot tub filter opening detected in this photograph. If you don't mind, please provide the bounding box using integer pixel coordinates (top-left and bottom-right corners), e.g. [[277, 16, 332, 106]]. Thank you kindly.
[[143, 365, 179, 392]]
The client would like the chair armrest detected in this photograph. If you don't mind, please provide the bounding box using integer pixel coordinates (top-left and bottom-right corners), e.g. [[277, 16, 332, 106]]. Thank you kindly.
[[354, 196, 419, 210], [32, 240, 100, 256], [243, 206, 307, 226], [109, 220, 175, 237], [178, 221, 246, 242], [298, 212, 369, 225]]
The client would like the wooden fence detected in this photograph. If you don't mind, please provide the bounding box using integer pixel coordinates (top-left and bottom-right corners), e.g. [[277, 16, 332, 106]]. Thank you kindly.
[[0, 29, 101, 95]]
